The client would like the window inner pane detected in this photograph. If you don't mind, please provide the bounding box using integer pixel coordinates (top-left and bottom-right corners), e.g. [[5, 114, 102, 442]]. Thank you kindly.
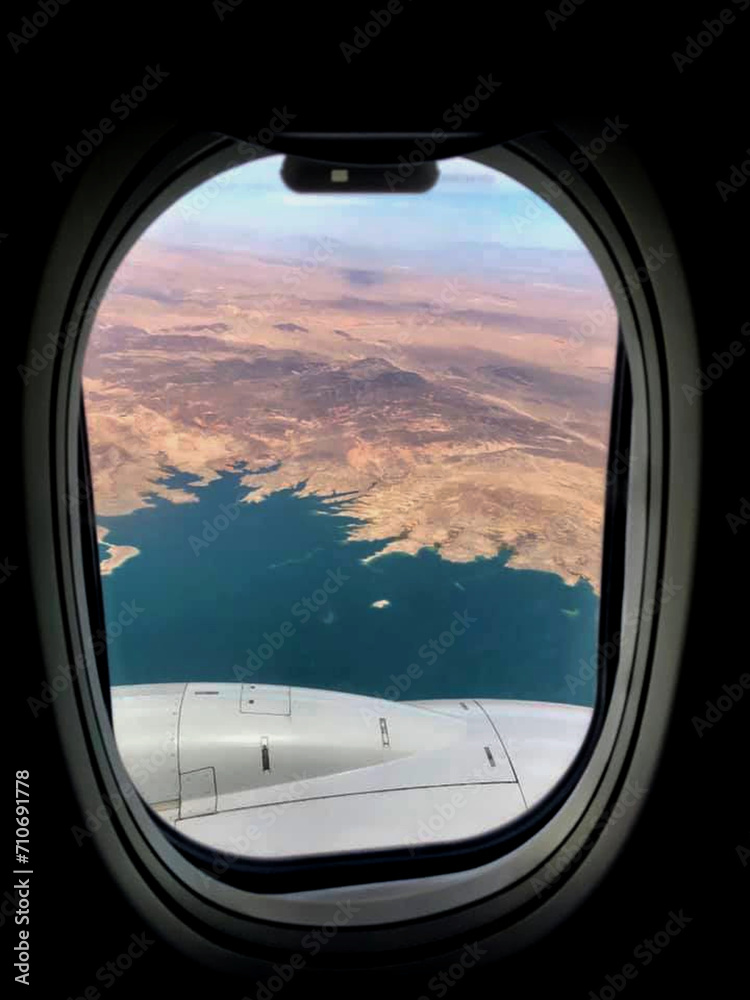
[[83, 154, 620, 858]]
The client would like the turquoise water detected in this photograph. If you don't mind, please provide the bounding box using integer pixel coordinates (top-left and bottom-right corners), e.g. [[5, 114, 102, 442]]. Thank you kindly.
[[98, 467, 597, 706]]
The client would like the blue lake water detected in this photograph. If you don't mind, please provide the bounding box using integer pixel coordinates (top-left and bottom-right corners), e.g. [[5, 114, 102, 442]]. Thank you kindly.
[[98, 467, 597, 706]]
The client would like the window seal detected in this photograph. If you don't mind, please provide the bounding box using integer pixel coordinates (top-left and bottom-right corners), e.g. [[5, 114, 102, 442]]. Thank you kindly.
[[74, 136, 631, 893], [34, 121, 694, 956]]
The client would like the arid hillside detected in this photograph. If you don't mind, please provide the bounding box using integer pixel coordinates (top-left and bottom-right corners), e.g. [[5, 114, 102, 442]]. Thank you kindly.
[[84, 240, 618, 587]]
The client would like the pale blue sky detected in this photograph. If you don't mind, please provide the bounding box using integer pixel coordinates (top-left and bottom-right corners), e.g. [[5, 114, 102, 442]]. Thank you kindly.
[[148, 155, 585, 257], [142, 155, 611, 292]]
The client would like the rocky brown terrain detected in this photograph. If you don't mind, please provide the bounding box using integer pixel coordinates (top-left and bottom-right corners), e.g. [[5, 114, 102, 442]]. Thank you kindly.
[[83, 239, 618, 587]]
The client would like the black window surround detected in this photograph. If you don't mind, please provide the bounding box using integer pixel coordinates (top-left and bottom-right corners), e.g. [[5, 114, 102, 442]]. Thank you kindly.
[[24, 121, 697, 968]]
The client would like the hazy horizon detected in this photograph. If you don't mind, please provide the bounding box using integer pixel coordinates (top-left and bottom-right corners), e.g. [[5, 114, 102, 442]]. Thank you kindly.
[[144, 155, 606, 289]]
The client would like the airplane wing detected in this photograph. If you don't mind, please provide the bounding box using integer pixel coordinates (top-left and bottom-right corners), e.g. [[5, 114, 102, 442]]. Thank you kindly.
[[112, 683, 592, 858]]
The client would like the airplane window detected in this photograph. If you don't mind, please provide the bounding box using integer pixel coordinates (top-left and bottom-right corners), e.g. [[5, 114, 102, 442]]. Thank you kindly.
[[81, 152, 621, 864]]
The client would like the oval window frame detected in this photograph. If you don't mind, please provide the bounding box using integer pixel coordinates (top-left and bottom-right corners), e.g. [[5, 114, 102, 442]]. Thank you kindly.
[[25, 120, 697, 970]]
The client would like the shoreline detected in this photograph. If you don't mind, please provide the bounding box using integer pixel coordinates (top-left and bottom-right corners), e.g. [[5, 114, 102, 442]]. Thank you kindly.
[[97, 525, 141, 576]]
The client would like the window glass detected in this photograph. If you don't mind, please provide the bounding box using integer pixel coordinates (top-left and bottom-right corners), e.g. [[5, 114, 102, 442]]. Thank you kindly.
[[83, 154, 619, 858]]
